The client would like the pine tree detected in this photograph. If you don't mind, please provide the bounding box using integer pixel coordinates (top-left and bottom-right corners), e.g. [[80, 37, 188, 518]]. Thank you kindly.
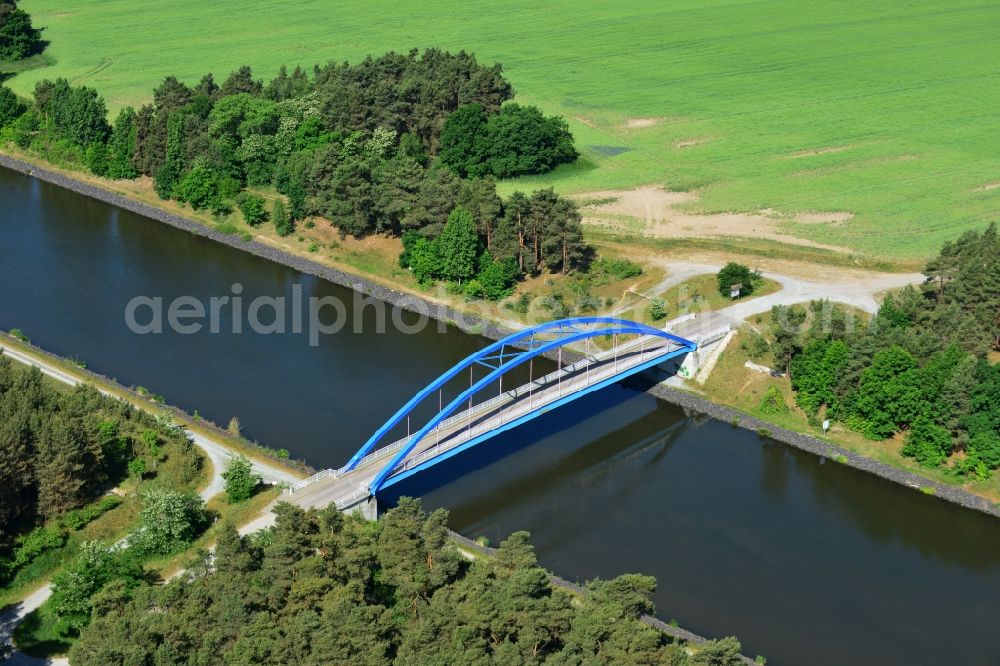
[[34, 415, 88, 519], [0, 413, 33, 538]]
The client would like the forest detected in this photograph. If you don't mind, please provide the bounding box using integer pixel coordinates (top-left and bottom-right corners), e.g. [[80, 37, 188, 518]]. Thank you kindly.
[[68, 498, 744, 666], [768, 225, 1000, 475], [0, 50, 587, 299], [0, 354, 202, 587]]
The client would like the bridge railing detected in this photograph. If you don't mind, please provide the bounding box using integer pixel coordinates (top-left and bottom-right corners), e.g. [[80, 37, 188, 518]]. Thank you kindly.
[[359, 335, 682, 468], [330, 479, 375, 509], [343, 436, 409, 472], [286, 468, 336, 494], [390, 340, 680, 477], [694, 325, 731, 347], [291, 335, 690, 499], [662, 312, 696, 330], [433, 333, 676, 430]]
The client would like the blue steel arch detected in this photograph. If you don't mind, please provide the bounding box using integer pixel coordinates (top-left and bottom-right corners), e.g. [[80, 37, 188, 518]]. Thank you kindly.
[[346, 317, 696, 494]]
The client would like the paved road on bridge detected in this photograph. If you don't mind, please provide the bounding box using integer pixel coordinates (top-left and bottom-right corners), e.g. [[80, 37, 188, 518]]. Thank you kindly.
[[287, 332, 689, 510]]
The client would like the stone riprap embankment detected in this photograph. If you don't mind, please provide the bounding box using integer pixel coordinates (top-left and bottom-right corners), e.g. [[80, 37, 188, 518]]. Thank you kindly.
[[3, 153, 997, 521]]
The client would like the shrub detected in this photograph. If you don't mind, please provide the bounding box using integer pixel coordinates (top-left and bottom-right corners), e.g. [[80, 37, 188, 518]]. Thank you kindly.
[[540, 293, 573, 319], [50, 542, 145, 637], [235, 193, 268, 226], [127, 458, 147, 479], [273, 199, 293, 237], [84, 142, 108, 176], [129, 488, 209, 556], [575, 291, 601, 313], [590, 257, 643, 284], [647, 298, 667, 321], [10, 526, 67, 571], [463, 278, 484, 299], [173, 164, 225, 213], [740, 330, 770, 360], [968, 431, 1000, 469], [0, 85, 26, 128], [758, 385, 789, 415], [901, 417, 952, 468], [61, 496, 123, 531], [477, 257, 519, 300]]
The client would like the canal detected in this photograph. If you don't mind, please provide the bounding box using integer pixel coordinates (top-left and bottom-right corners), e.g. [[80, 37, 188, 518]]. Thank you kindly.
[[2, 166, 999, 665]]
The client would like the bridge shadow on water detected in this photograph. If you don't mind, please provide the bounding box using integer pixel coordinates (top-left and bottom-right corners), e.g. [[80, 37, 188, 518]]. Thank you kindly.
[[375, 373, 689, 513]]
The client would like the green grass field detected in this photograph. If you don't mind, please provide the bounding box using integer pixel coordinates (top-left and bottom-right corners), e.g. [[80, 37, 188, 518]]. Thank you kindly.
[[8, 0, 1000, 259]]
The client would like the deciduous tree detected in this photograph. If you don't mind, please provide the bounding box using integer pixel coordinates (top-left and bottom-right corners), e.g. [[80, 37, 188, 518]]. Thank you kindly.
[[222, 454, 261, 503]]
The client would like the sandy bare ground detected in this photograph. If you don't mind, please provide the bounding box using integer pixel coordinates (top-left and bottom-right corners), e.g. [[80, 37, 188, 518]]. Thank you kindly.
[[621, 117, 664, 129], [576, 185, 853, 253]]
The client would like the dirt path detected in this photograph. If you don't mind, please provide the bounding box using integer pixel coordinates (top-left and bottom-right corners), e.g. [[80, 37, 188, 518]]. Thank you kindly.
[[612, 259, 923, 333]]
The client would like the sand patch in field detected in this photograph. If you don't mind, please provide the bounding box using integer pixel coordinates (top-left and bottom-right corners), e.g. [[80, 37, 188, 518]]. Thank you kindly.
[[622, 117, 664, 129], [975, 181, 1000, 191], [795, 212, 853, 225], [575, 185, 851, 253]]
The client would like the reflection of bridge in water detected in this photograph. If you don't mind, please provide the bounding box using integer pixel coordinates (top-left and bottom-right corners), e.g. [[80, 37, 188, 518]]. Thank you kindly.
[[284, 317, 698, 517]]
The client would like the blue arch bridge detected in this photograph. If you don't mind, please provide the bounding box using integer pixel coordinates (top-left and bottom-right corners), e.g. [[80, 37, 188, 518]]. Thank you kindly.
[[284, 317, 698, 518]]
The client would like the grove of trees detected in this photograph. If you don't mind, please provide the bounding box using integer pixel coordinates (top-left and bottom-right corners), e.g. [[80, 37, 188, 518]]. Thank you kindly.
[[770, 224, 1000, 476], [0, 1, 43, 62], [0, 49, 588, 298], [0, 354, 202, 585], [68, 497, 744, 666]]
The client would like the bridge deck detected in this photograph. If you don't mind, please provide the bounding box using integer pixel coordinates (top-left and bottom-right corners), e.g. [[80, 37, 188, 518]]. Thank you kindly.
[[286, 331, 690, 511]]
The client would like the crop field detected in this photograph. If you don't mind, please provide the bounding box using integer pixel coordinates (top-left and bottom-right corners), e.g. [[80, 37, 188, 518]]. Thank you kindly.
[[8, 0, 1000, 259]]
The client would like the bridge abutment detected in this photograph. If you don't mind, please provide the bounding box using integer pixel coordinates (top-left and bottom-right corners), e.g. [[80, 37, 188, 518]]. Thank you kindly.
[[339, 494, 378, 520]]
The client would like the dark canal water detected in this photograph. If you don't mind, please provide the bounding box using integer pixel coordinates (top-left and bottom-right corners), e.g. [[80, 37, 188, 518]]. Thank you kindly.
[[2, 167, 1000, 665]]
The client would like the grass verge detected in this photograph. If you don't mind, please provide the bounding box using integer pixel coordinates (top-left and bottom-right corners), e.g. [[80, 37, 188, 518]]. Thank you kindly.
[[697, 327, 1000, 504], [0, 331, 308, 480]]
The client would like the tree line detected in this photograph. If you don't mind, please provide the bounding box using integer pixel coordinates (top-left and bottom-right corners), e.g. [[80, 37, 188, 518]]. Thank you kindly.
[[69, 497, 744, 665], [768, 224, 1000, 476], [0, 355, 202, 583], [0, 50, 588, 298]]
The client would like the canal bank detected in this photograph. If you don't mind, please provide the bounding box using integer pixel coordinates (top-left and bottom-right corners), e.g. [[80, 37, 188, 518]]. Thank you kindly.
[[1, 153, 996, 523], [0, 338, 751, 665], [5, 161, 1000, 664]]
